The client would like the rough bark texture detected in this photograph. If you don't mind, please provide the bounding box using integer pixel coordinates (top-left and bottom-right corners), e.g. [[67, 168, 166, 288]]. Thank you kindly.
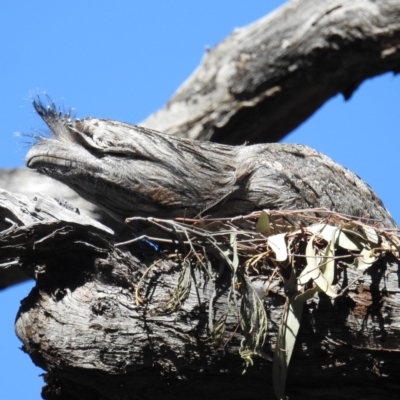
[[141, 0, 400, 144], [1, 188, 399, 400], [1, 0, 400, 399], [0, 169, 114, 289]]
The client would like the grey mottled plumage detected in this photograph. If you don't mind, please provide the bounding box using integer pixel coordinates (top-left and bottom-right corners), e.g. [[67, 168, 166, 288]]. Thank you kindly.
[[26, 99, 396, 228]]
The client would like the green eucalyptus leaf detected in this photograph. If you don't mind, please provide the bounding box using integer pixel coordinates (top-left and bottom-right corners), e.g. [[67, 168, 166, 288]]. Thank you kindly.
[[298, 237, 318, 285], [361, 226, 379, 244], [298, 237, 337, 298], [296, 239, 336, 301], [312, 271, 337, 298], [268, 233, 288, 261], [320, 238, 335, 283], [336, 230, 365, 251], [230, 231, 239, 271], [341, 228, 366, 240], [273, 296, 304, 400], [256, 210, 272, 235], [354, 248, 378, 271], [306, 224, 338, 243], [295, 287, 318, 302]]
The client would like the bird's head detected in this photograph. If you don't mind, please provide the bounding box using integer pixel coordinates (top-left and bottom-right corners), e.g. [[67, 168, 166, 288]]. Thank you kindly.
[[26, 98, 237, 222]]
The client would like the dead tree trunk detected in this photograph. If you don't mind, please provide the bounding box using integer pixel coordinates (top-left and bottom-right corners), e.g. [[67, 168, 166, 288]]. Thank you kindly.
[[1, 1, 400, 399]]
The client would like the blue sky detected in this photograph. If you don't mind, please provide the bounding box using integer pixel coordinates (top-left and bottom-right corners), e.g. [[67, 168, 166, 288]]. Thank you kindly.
[[1, 1, 399, 398]]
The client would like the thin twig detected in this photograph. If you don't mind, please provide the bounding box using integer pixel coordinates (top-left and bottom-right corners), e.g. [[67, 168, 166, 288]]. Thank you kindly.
[[337, 271, 366, 296], [116, 235, 188, 247], [222, 323, 241, 349], [135, 259, 163, 305]]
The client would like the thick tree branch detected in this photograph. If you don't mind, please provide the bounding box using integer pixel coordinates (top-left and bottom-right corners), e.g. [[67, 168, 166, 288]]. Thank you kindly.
[[141, 0, 400, 144], [1, 189, 399, 399], [0, 169, 108, 289]]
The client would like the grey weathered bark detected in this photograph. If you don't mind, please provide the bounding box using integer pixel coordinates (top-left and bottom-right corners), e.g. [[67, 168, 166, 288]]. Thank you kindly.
[[141, 0, 400, 144], [1, 189, 400, 399], [1, 0, 400, 399], [0, 169, 118, 289]]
